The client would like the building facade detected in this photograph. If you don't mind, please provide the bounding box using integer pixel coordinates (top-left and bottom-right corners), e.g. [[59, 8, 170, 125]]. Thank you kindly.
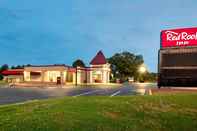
[[2, 51, 111, 85], [158, 27, 197, 87]]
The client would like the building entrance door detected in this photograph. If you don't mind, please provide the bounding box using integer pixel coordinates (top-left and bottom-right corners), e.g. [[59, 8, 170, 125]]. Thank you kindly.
[[57, 77, 61, 85]]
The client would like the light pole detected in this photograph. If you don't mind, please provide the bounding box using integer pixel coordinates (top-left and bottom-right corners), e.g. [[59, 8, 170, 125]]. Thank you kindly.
[[139, 66, 146, 74], [138, 65, 147, 82]]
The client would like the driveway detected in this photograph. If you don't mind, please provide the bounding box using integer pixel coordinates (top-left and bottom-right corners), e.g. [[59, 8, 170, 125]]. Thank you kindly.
[[0, 83, 156, 105]]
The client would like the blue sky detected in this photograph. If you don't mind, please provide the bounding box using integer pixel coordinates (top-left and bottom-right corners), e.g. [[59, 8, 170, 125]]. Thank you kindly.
[[0, 0, 197, 72]]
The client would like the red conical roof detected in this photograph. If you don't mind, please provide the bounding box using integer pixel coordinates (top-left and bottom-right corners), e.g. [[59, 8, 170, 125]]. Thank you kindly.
[[90, 51, 107, 65]]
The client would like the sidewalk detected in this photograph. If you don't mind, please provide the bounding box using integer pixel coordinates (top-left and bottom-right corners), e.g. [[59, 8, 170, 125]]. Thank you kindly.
[[151, 87, 197, 94]]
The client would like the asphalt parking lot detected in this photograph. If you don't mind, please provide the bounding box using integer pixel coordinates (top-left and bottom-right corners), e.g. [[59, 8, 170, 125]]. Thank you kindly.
[[0, 83, 156, 105]]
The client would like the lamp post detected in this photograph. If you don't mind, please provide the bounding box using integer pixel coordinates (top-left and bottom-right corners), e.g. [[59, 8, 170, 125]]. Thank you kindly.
[[139, 66, 146, 74], [115, 71, 120, 83], [138, 65, 147, 82]]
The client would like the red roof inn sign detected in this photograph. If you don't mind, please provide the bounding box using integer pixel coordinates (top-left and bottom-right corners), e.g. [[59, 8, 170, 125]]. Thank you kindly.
[[161, 27, 197, 48]]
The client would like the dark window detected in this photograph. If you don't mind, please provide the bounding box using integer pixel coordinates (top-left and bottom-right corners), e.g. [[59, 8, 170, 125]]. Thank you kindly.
[[161, 53, 197, 67], [161, 69, 197, 78]]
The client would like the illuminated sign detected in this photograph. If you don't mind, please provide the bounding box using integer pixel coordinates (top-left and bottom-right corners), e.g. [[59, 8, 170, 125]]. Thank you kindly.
[[161, 27, 197, 48]]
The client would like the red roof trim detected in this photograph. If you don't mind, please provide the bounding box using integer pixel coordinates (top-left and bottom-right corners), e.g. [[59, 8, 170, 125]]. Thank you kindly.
[[90, 51, 107, 65], [1, 69, 24, 76]]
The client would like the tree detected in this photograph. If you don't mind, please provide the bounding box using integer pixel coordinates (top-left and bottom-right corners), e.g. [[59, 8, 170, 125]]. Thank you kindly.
[[144, 72, 157, 82], [108, 51, 144, 81], [72, 59, 85, 68], [0, 64, 9, 81], [11, 64, 31, 69], [0, 64, 9, 72], [0, 74, 3, 80], [11, 66, 16, 69], [16, 65, 22, 69], [26, 64, 32, 67]]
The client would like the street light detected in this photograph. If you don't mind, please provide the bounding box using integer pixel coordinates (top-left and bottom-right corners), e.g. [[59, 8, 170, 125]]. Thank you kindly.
[[138, 64, 147, 83], [139, 65, 146, 74]]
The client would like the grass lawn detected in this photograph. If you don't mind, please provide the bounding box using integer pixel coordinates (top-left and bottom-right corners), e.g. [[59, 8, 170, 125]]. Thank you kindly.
[[0, 94, 197, 131], [0, 81, 6, 86]]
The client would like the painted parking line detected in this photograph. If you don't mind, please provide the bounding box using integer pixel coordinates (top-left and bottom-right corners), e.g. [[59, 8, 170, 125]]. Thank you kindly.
[[73, 90, 101, 97], [110, 90, 121, 97]]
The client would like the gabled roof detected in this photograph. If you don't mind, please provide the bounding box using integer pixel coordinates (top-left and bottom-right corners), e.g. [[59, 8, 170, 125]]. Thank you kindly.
[[1, 69, 24, 76], [90, 51, 107, 65]]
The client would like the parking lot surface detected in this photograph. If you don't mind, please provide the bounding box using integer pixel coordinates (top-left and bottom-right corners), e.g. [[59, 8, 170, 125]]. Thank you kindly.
[[0, 83, 156, 105]]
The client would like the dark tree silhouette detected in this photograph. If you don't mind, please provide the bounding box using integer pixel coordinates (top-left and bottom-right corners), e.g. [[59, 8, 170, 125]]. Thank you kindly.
[[108, 51, 144, 81], [0, 64, 9, 72], [72, 59, 85, 67]]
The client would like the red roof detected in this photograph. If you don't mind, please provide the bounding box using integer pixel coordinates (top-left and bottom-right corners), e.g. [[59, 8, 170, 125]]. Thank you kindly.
[[1, 69, 24, 76], [90, 51, 107, 65]]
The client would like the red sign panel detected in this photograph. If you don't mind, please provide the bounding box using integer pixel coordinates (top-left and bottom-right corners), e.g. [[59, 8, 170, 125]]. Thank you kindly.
[[161, 27, 197, 48]]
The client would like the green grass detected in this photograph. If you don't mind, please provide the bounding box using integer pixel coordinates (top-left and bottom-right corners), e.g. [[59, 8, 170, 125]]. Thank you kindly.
[[0, 94, 197, 131], [0, 80, 5, 84], [0, 81, 6, 86]]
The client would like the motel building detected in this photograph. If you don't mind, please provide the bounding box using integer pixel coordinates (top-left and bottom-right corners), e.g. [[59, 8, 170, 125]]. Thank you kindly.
[[158, 27, 197, 87], [2, 51, 111, 85]]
